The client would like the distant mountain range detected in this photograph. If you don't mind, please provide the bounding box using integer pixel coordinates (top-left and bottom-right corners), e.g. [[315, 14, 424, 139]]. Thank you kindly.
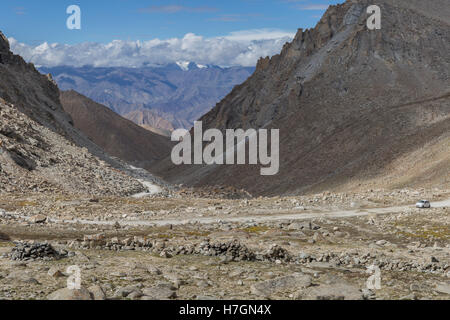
[[39, 63, 255, 133]]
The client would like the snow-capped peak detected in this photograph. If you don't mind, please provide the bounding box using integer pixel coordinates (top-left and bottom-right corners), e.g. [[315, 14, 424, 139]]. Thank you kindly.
[[176, 61, 209, 71], [176, 61, 191, 71]]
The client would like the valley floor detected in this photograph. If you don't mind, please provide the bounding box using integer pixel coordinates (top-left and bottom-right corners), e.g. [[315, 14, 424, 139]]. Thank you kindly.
[[0, 188, 449, 300]]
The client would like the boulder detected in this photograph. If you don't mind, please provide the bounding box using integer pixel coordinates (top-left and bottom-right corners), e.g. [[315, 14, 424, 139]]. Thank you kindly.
[[88, 285, 107, 300], [48, 266, 65, 278], [250, 273, 312, 297], [47, 287, 93, 300], [29, 215, 47, 224], [142, 283, 177, 300], [300, 282, 363, 300], [435, 282, 450, 295]]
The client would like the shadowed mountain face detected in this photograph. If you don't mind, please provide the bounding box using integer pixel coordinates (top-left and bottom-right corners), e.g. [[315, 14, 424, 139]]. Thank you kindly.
[[0, 33, 71, 138], [152, 0, 450, 196], [60, 90, 173, 169], [39, 64, 255, 131]]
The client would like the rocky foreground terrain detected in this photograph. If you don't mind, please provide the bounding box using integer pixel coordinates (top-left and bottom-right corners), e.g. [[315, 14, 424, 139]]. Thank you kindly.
[[0, 188, 448, 300]]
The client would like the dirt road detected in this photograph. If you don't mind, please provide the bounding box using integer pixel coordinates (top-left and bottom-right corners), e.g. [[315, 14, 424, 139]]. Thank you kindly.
[[47, 198, 450, 227]]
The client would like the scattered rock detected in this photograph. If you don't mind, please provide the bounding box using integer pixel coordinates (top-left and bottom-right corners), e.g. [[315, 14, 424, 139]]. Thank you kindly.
[[29, 215, 47, 224], [147, 265, 162, 275], [142, 283, 177, 300], [434, 283, 450, 295], [399, 293, 417, 300], [301, 282, 363, 300], [48, 287, 93, 300], [251, 273, 312, 297], [88, 285, 107, 300], [114, 285, 142, 298], [48, 266, 65, 278]]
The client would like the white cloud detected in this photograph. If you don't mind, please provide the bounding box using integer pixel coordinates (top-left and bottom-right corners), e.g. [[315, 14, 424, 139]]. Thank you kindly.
[[8, 29, 295, 68], [297, 4, 330, 10], [223, 29, 295, 42]]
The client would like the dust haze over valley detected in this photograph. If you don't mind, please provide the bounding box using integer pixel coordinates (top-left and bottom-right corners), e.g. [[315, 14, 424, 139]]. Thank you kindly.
[[0, 0, 449, 303]]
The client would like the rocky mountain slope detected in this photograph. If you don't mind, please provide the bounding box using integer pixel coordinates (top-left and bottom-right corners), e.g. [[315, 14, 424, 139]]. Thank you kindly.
[[152, 0, 450, 196], [0, 31, 166, 196], [123, 109, 174, 137], [0, 98, 144, 195], [60, 90, 173, 169], [38, 64, 255, 131]]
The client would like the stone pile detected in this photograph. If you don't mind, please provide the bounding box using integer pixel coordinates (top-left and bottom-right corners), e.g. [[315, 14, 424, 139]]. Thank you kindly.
[[262, 244, 292, 262], [6, 241, 68, 261], [297, 251, 449, 275], [177, 186, 252, 200], [193, 239, 256, 261], [69, 236, 257, 261], [68, 234, 153, 251], [66, 235, 449, 276]]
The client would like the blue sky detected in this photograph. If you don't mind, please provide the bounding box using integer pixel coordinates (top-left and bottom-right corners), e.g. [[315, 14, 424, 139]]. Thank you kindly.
[[3, 0, 345, 68], [2, 0, 344, 45]]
